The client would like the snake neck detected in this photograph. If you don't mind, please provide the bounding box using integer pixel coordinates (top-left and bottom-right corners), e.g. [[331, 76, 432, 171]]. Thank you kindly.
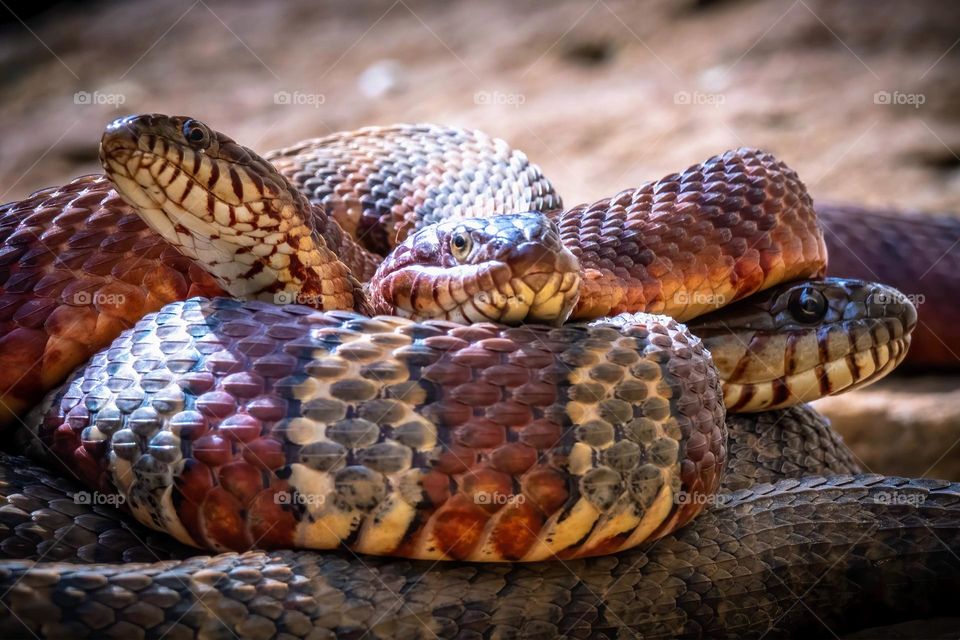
[[240, 197, 368, 312]]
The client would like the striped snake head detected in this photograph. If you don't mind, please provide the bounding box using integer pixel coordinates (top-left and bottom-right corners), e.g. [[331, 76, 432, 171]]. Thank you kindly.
[[100, 114, 361, 310], [367, 212, 581, 324], [688, 278, 917, 411]]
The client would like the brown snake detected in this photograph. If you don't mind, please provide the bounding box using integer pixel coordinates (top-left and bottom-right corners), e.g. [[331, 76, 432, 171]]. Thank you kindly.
[[0, 114, 941, 638]]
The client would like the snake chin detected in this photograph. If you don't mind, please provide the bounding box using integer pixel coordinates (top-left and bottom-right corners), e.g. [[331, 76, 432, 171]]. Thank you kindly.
[[721, 334, 912, 412]]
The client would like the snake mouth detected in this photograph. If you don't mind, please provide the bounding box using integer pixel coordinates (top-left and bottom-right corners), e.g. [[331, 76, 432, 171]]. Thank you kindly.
[[368, 213, 582, 324], [690, 278, 918, 412], [100, 115, 172, 213]]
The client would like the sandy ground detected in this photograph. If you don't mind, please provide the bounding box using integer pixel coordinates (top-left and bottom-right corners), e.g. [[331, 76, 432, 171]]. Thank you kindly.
[[1, 0, 959, 477]]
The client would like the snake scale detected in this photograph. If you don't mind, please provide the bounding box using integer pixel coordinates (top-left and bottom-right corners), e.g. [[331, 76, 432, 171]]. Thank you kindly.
[[0, 114, 950, 638]]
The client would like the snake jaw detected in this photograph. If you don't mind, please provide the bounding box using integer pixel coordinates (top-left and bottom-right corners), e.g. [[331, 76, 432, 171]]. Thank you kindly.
[[690, 278, 918, 411], [368, 212, 582, 324]]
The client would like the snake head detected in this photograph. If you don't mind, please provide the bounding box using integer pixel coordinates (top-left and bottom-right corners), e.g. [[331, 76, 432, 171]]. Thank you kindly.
[[99, 114, 362, 311], [367, 212, 581, 324], [688, 277, 918, 411]]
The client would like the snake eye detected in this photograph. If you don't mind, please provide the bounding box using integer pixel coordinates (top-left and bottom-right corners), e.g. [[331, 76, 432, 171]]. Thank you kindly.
[[182, 120, 210, 148], [787, 286, 828, 323], [450, 230, 473, 262]]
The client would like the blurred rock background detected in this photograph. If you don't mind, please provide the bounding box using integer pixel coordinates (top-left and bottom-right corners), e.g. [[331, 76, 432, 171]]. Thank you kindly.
[[1, 0, 958, 479]]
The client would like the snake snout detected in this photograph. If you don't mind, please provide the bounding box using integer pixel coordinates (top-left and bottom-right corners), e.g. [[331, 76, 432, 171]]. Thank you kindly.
[[866, 282, 918, 332], [368, 213, 582, 324]]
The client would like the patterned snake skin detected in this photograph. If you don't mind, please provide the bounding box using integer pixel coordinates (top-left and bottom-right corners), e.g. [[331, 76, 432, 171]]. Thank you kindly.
[[28, 298, 725, 561], [3, 407, 960, 639], [0, 116, 945, 637], [267, 125, 560, 256]]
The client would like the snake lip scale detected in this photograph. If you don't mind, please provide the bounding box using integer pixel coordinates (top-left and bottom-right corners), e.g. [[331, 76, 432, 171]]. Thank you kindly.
[[0, 112, 940, 638]]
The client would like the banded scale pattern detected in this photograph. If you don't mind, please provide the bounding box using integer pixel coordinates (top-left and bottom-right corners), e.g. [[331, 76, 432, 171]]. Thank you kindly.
[[268, 124, 561, 255], [29, 297, 725, 562], [0, 405, 856, 566]]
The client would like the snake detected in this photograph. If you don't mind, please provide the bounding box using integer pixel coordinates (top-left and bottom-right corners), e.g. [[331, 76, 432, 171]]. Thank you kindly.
[[0, 114, 941, 637]]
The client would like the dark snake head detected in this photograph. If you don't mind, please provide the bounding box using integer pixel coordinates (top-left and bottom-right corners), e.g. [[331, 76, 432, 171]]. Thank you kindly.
[[100, 114, 362, 311], [367, 213, 581, 324], [686, 278, 918, 411]]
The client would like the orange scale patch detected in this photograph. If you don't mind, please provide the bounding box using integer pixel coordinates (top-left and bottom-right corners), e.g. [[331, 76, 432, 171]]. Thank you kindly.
[[512, 381, 556, 407], [218, 461, 265, 507], [449, 325, 498, 342], [242, 437, 286, 471], [430, 495, 490, 560], [454, 418, 505, 449], [486, 401, 532, 427], [479, 363, 529, 387], [248, 486, 297, 549], [200, 486, 251, 551], [430, 444, 477, 475], [192, 433, 234, 467], [423, 399, 472, 426], [422, 335, 469, 351], [450, 382, 501, 407], [175, 459, 216, 504], [522, 467, 570, 516], [519, 419, 562, 449], [421, 469, 453, 507], [489, 500, 544, 560], [450, 346, 499, 368], [44, 302, 97, 342], [73, 444, 111, 494], [461, 468, 513, 514], [218, 414, 262, 443], [476, 337, 518, 353], [174, 491, 207, 547], [422, 361, 471, 386], [489, 442, 537, 475]]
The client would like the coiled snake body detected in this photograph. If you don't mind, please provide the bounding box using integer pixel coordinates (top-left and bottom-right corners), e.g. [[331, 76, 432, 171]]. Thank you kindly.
[[0, 115, 946, 638]]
